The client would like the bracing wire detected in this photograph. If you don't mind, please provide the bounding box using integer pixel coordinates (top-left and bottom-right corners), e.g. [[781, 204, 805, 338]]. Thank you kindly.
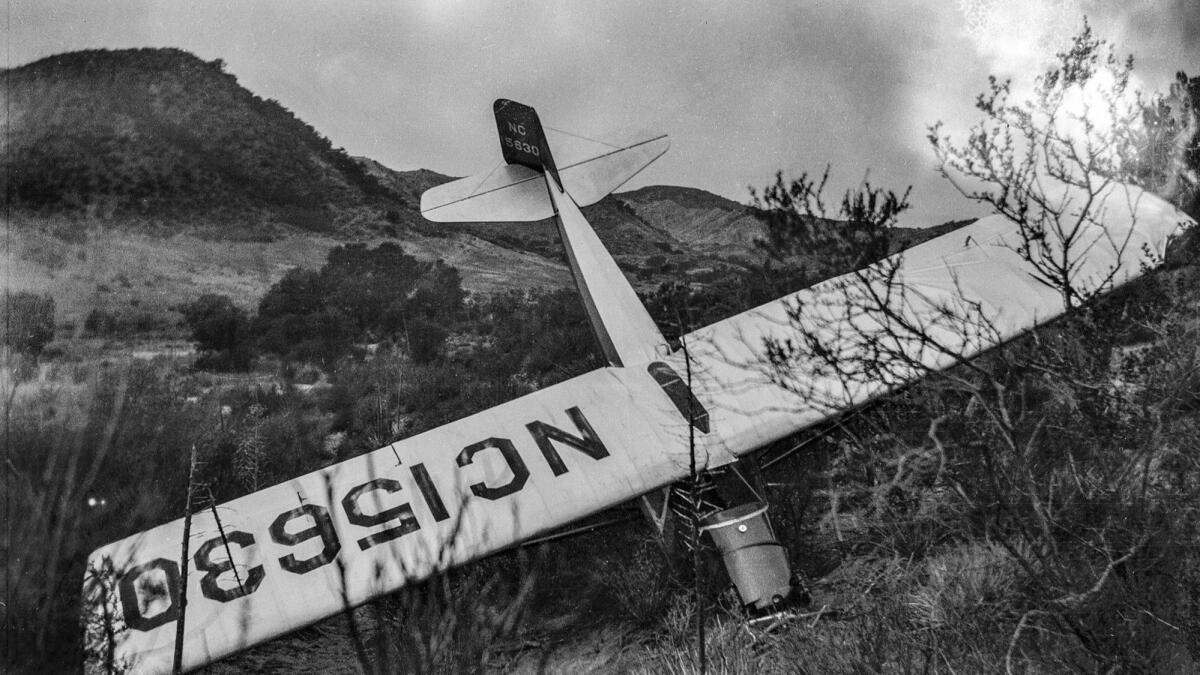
[[544, 125, 623, 150]]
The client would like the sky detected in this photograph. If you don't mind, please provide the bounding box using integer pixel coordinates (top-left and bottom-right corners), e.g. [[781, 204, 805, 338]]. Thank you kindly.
[[6, 0, 1199, 226]]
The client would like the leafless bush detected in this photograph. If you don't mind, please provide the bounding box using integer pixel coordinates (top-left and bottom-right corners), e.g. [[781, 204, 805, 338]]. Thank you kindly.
[[748, 21, 1200, 673]]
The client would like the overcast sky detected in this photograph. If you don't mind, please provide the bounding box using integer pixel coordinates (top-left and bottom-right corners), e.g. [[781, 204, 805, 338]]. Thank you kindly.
[[6, 1, 1199, 226]]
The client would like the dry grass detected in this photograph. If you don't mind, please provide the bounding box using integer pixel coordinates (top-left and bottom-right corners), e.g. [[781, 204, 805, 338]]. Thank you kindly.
[[3, 216, 570, 330]]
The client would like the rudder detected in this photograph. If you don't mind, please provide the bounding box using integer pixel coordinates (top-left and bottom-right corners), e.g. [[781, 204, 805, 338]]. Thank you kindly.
[[494, 99, 561, 190]]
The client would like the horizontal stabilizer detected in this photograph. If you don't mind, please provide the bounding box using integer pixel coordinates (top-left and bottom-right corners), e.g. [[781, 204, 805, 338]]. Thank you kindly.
[[421, 134, 669, 222]]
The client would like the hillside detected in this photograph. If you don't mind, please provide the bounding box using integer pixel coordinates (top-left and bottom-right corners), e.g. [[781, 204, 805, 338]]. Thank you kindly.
[[617, 185, 767, 252], [437, 186, 766, 261], [0, 48, 420, 232], [0, 47, 774, 252], [2, 218, 573, 332], [1, 47, 966, 330]]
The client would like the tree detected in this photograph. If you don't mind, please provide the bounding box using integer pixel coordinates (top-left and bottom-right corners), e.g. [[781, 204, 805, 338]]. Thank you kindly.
[[257, 267, 324, 319], [181, 293, 250, 369], [321, 243, 419, 335], [751, 23, 1200, 671], [252, 244, 465, 364], [927, 20, 1173, 309], [406, 260, 465, 321], [1139, 71, 1200, 223], [406, 317, 448, 364], [3, 291, 55, 356], [752, 166, 900, 284]]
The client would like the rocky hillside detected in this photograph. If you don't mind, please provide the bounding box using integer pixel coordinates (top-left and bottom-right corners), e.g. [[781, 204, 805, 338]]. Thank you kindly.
[[617, 185, 766, 253]]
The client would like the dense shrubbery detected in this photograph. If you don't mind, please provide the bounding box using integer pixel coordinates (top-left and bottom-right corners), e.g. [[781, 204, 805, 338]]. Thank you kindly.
[[181, 293, 251, 370], [465, 288, 599, 383], [82, 306, 176, 337], [253, 243, 463, 364], [2, 291, 55, 356], [176, 243, 468, 369], [4, 362, 201, 671], [726, 264, 1199, 672]]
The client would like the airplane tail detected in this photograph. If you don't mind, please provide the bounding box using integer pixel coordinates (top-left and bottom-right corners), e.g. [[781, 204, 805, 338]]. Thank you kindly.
[[421, 98, 669, 366], [420, 99, 669, 222]]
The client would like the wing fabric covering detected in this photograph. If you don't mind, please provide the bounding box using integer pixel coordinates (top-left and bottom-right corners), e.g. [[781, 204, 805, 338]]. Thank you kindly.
[[83, 369, 711, 674], [83, 180, 1190, 673], [678, 182, 1192, 459]]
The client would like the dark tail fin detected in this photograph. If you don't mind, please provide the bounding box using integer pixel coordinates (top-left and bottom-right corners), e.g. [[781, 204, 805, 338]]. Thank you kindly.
[[494, 99, 561, 190]]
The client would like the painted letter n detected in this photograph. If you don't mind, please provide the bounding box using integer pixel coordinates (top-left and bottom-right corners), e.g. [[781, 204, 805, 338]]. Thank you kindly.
[[526, 407, 610, 476]]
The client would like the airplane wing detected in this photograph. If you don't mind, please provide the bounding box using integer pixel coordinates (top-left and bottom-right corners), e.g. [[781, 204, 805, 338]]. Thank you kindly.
[[83, 365, 732, 674], [678, 181, 1191, 458]]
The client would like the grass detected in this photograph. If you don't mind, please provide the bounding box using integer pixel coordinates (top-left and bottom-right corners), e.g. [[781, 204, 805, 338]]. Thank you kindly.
[[2, 216, 571, 332]]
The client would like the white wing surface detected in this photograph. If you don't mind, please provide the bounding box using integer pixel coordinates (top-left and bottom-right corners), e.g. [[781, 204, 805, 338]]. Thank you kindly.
[[677, 181, 1191, 460], [83, 367, 721, 674]]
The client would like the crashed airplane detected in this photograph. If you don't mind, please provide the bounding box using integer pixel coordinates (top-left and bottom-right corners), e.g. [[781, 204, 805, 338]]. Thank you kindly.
[[82, 99, 1193, 674]]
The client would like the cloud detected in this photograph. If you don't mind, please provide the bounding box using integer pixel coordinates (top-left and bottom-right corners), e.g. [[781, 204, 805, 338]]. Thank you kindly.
[[5, 1, 1195, 226]]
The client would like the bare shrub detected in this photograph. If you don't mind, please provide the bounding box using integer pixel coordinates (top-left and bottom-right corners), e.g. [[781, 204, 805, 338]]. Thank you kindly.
[[745, 21, 1200, 673], [4, 360, 202, 672], [595, 537, 676, 625]]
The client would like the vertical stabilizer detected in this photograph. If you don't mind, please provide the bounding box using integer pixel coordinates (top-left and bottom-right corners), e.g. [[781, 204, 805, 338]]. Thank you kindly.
[[494, 98, 562, 191]]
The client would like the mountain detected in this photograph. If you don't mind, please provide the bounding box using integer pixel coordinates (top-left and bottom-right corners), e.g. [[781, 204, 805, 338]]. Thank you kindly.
[[359, 164, 769, 264], [0, 48, 758, 249], [0, 48, 421, 233], [616, 185, 767, 253], [355, 159, 450, 211]]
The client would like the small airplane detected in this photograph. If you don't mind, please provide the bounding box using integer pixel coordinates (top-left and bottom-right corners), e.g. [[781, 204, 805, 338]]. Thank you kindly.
[[82, 99, 1190, 674]]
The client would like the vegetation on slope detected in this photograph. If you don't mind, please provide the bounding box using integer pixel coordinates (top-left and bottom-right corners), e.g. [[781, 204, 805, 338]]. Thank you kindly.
[[1, 48, 416, 230]]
